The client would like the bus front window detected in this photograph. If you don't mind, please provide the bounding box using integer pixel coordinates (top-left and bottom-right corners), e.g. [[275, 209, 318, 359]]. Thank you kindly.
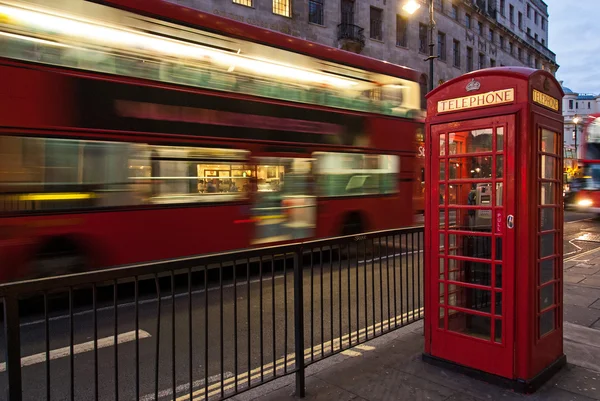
[[583, 165, 600, 190]]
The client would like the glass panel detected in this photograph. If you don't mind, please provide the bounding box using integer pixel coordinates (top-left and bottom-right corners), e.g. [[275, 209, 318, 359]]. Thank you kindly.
[[494, 319, 502, 343], [448, 208, 493, 232], [447, 310, 491, 340], [540, 207, 555, 231], [448, 234, 492, 259], [439, 161, 446, 180], [540, 284, 555, 310], [495, 264, 503, 288], [439, 234, 446, 254], [496, 155, 504, 178], [496, 126, 504, 152], [495, 238, 503, 261], [446, 259, 493, 286], [540, 233, 555, 258], [439, 308, 445, 328], [439, 282, 445, 304], [439, 133, 447, 156], [449, 156, 494, 179], [448, 129, 493, 154], [541, 155, 557, 179], [448, 183, 494, 206], [539, 309, 555, 336], [541, 182, 556, 205], [448, 284, 492, 313], [495, 292, 503, 316], [541, 129, 558, 155], [496, 183, 503, 206], [314, 153, 399, 197], [540, 258, 555, 284], [439, 184, 446, 205], [439, 257, 445, 274]]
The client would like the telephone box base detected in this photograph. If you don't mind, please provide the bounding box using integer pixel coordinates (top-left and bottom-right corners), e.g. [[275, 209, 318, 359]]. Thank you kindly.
[[422, 353, 567, 394]]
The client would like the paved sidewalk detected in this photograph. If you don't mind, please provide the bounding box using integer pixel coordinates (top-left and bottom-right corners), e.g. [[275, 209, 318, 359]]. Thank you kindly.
[[228, 248, 600, 401]]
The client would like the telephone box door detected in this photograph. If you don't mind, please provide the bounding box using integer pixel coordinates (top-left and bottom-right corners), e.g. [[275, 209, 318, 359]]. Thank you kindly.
[[429, 115, 516, 378]]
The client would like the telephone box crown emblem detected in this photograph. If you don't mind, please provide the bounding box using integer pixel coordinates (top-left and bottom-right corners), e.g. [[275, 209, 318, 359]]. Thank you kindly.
[[466, 79, 481, 92]]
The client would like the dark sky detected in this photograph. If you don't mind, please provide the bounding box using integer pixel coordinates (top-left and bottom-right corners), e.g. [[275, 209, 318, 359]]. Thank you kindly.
[[545, 0, 600, 94]]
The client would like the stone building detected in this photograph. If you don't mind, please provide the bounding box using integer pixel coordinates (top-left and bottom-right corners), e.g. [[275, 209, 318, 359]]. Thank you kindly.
[[561, 84, 600, 160], [168, 0, 558, 102]]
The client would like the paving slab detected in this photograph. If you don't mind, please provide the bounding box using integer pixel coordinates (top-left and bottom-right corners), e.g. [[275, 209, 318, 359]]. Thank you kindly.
[[555, 365, 600, 400], [569, 267, 600, 276], [249, 376, 361, 401], [566, 274, 588, 284], [583, 277, 600, 288], [564, 284, 600, 308], [564, 304, 600, 327]]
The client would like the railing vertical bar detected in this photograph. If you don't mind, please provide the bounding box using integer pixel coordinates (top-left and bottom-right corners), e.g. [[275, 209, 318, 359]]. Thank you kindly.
[[4, 295, 22, 401], [330, 246, 334, 353], [293, 247, 306, 398], [400, 234, 406, 326], [338, 243, 342, 351], [392, 236, 398, 329], [93, 284, 99, 401], [418, 231, 423, 318], [114, 280, 119, 401], [188, 269, 193, 401], [204, 267, 209, 401], [411, 232, 416, 319], [320, 247, 324, 358], [272, 256, 277, 378], [365, 240, 369, 340], [154, 275, 162, 401], [69, 287, 74, 401], [284, 254, 288, 374], [171, 271, 176, 401], [259, 256, 264, 382], [379, 238, 384, 333], [135, 277, 140, 401], [220, 263, 224, 398], [347, 243, 352, 348], [355, 241, 359, 345], [246, 257, 251, 389], [44, 293, 50, 401], [233, 261, 238, 391], [310, 249, 314, 361], [386, 236, 391, 331]]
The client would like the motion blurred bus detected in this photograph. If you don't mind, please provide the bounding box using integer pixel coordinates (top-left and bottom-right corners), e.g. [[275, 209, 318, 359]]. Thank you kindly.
[[573, 115, 600, 213], [0, 0, 423, 281]]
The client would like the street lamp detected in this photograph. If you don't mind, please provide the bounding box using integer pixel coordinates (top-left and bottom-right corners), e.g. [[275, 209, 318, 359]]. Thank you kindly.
[[573, 115, 580, 160], [403, 0, 436, 92]]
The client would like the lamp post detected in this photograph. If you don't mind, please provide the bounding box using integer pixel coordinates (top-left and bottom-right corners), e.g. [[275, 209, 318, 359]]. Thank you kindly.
[[573, 115, 580, 160], [403, 0, 436, 92]]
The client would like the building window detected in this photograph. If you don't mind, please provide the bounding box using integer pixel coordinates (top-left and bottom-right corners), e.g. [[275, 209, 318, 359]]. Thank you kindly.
[[535, 33, 538, 41], [370, 7, 383, 40], [509, 5, 514, 24], [467, 46, 473, 72], [437, 31, 446, 61], [509, 41, 513, 54], [233, 0, 253, 6], [500, 0, 505, 16], [273, 0, 291, 17], [527, 28, 531, 37], [341, 0, 355, 25], [476, 21, 483, 36], [527, 4, 531, 18], [478, 52, 485, 70], [518, 47, 522, 61], [308, 0, 324, 25], [535, 11, 539, 25], [440, 0, 445, 13], [453, 39, 461, 68], [589, 102, 592, 109], [419, 23, 428, 53], [542, 38, 546, 46], [569, 100, 573, 109], [490, 58, 496, 67], [576, 102, 579, 109], [528, 53, 533, 67], [465, 13, 471, 29], [489, 29, 494, 42], [542, 18, 546, 31], [518, 12, 523, 30], [396, 14, 408, 47], [535, 58, 540, 69], [499, 35, 505, 49], [451, 4, 458, 20]]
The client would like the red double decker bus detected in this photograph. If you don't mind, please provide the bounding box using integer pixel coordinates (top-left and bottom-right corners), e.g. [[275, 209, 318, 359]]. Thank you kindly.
[[573, 114, 600, 213], [0, 0, 423, 281]]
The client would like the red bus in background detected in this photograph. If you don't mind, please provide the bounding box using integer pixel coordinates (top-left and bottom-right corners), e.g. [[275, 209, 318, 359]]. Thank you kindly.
[[574, 114, 600, 213], [0, 0, 423, 281]]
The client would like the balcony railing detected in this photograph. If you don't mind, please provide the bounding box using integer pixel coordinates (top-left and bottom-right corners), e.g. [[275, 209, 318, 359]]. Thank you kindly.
[[337, 23, 365, 51], [523, 34, 556, 62]]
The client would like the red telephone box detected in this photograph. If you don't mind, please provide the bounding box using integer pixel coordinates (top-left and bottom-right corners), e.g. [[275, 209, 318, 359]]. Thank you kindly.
[[423, 67, 565, 392]]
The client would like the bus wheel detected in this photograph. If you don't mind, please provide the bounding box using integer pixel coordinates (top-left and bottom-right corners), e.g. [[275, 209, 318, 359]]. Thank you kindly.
[[341, 212, 365, 236], [30, 238, 87, 279]]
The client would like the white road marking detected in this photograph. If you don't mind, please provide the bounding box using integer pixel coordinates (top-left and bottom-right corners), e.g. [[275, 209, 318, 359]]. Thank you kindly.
[[20, 250, 422, 328], [140, 372, 233, 401], [0, 330, 151, 373], [354, 344, 375, 351], [175, 306, 424, 401], [341, 350, 362, 357]]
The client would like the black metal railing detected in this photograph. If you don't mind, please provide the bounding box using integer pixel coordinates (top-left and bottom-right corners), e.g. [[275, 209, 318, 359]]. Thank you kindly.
[[0, 226, 424, 401], [337, 23, 365, 48]]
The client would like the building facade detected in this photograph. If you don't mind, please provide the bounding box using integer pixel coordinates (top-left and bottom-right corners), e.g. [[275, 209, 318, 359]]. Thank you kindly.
[[168, 0, 558, 100], [561, 84, 600, 161]]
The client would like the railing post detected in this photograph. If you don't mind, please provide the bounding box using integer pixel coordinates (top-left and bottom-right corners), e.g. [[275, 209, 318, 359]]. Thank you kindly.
[[4, 295, 22, 401], [293, 247, 306, 398]]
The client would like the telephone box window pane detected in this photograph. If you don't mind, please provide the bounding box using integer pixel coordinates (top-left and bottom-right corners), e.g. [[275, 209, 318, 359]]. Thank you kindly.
[[449, 156, 494, 179], [494, 292, 503, 316], [439, 161, 446, 180], [541, 129, 557, 154], [439, 257, 445, 274], [466, 128, 493, 153], [541, 182, 556, 205], [540, 233, 555, 258], [540, 283, 555, 310], [494, 319, 502, 343], [446, 259, 492, 286], [541, 155, 557, 179], [449, 208, 492, 232], [495, 265, 503, 288], [496, 155, 504, 178], [496, 183, 503, 206], [439, 134, 446, 156], [540, 207, 555, 231], [540, 258, 555, 283], [496, 127, 504, 152], [447, 183, 494, 206], [439, 184, 446, 205], [495, 237, 503, 261], [439, 235, 446, 255], [439, 282, 445, 304], [448, 284, 492, 313], [448, 310, 491, 340], [539, 309, 555, 336], [439, 308, 445, 328], [448, 234, 492, 259]]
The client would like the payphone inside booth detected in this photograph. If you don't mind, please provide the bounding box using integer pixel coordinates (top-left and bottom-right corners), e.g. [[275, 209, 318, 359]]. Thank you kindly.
[[424, 67, 566, 392]]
